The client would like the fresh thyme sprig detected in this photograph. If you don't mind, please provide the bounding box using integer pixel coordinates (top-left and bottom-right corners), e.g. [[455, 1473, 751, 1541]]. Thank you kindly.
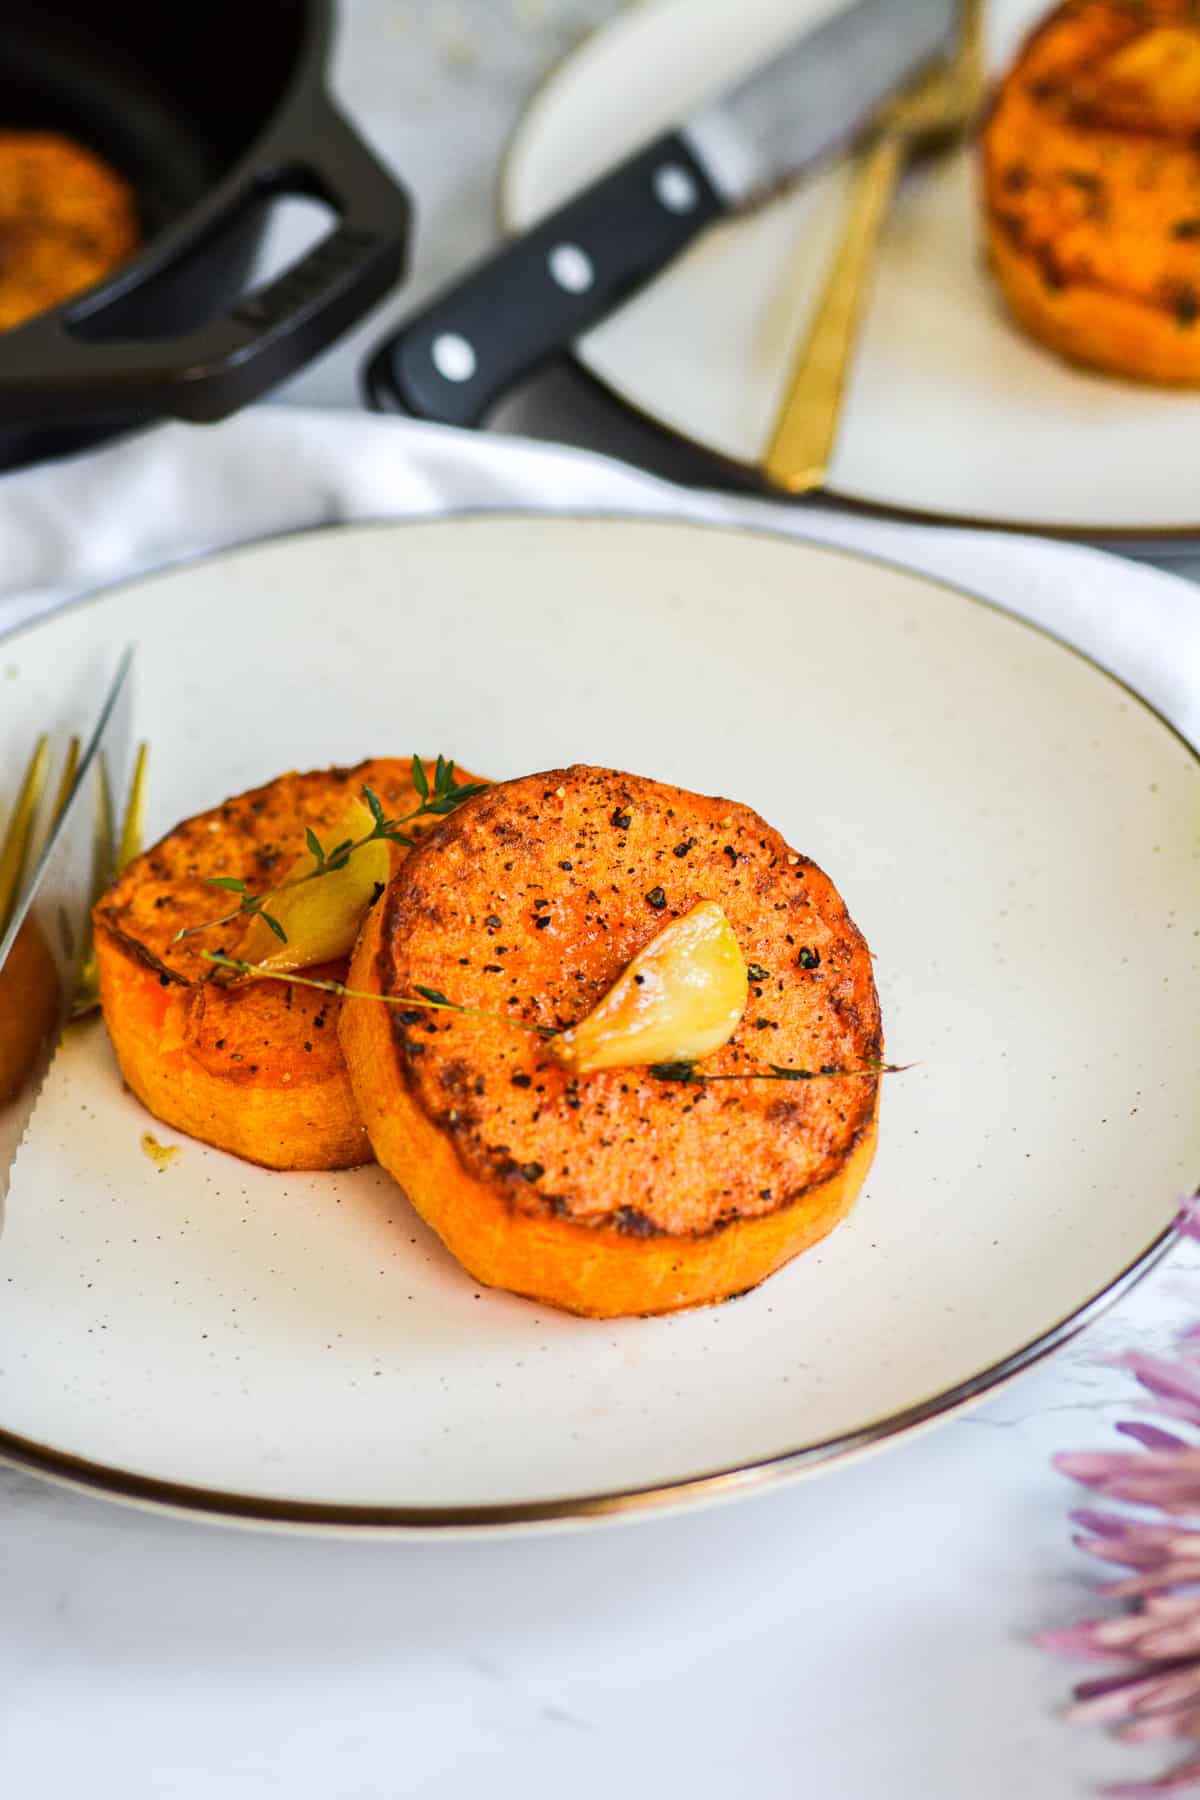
[[202, 953, 905, 1083], [174, 757, 488, 947], [646, 1059, 908, 1084], [201, 954, 556, 1038]]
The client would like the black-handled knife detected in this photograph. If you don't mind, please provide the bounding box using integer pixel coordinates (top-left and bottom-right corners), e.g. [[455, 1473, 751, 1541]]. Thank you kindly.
[[365, 0, 956, 428]]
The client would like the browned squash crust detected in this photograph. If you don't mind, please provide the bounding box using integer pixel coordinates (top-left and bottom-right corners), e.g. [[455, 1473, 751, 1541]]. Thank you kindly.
[[0, 132, 139, 333], [340, 766, 882, 1317], [982, 0, 1200, 382], [94, 760, 475, 1171]]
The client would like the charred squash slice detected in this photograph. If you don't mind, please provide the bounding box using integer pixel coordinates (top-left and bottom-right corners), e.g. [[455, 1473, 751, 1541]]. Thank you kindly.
[[94, 759, 482, 1171], [982, 0, 1200, 383], [340, 766, 882, 1317], [0, 132, 139, 333]]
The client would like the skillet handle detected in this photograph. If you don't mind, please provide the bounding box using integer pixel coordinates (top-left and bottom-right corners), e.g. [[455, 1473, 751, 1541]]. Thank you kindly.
[[0, 101, 410, 425]]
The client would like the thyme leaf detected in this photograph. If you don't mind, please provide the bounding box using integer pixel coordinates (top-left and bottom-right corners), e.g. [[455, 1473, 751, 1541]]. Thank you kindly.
[[648, 1060, 701, 1083], [362, 785, 386, 829]]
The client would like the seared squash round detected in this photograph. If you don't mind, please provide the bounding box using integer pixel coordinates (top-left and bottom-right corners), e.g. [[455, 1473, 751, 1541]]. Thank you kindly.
[[982, 0, 1200, 383], [94, 760, 473, 1171], [340, 766, 881, 1317]]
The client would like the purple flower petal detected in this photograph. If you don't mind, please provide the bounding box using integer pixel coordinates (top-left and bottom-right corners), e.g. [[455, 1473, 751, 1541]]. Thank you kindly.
[[1073, 1669, 1166, 1707], [1070, 1514, 1200, 1557], [1073, 1509, 1137, 1539], [1121, 1423, 1192, 1453], [1119, 1709, 1200, 1746], [1138, 1625, 1200, 1662], [1040, 1622, 1136, 1661], [1104, 1567, 1200, 1600], [1074, 1522, 1200, 1573], [1043, 1197, 1200, 1794], [1072, 1664, 1200, 1726], [1055, 1450, 1200, 1513], [1047, 1604, 1200, 1666], [1120, 1357, 1200, 1429]]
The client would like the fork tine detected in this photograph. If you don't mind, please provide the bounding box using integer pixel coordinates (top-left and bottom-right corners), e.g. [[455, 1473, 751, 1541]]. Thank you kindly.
[[71, 742, 148, 1019], [93, 750, 116, 896], [117, 742, 149, 871], [70, 751, 117, 1021], [50, 737, 82, 828], [0, 736, 51, 940], [959, 0, 986, 110]]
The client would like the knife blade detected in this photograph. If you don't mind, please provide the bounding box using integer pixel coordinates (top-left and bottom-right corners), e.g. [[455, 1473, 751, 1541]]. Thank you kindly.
[[0, 649, 134, 1208], [365, 0, 955, 429]]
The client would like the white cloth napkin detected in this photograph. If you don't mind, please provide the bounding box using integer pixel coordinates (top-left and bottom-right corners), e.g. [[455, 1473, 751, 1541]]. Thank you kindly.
[[2, 407, 1199, 752]]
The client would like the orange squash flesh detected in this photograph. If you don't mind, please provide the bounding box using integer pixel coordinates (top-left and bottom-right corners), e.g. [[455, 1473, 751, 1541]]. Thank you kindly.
[[340, 766, 882, 1317], [982, 0, 1200, 383], [0, 131, 139, 333], [94, 760, 482, 1171]]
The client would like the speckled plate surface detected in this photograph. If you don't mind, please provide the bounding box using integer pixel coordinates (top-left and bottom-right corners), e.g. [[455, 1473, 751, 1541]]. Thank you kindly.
[[1, 517, 1196, 1531], [503, 0, 1200, 538]]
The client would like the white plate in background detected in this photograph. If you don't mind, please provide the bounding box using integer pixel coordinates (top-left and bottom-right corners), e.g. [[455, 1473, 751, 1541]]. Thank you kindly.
[[503, 0, 1200, 537]]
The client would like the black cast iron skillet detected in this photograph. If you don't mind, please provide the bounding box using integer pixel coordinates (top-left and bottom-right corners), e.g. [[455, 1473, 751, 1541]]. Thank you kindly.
[[0, 0, 410, 466]]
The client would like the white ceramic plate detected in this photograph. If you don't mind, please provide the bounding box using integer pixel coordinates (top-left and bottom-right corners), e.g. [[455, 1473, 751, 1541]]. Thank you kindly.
[[503, 0, 1200, 538], [1, 517, 1197, 1531]]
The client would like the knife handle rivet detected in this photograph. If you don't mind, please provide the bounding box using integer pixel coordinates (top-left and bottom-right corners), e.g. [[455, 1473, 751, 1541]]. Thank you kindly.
[[653, 164, 698, 214], [547, 243, 594, 294], [431, 333, 477, 383]]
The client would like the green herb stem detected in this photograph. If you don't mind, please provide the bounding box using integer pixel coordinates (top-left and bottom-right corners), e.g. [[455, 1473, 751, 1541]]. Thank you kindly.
[[202, 953, 555, 1039], [203, 953, 907, 1084], [647, 1059, 909, 1085]]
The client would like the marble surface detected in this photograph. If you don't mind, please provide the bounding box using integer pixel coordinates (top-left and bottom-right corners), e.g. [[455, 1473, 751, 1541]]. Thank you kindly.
[[4, 4, 1200, 1796], [7, 1261, 1200, 1800]]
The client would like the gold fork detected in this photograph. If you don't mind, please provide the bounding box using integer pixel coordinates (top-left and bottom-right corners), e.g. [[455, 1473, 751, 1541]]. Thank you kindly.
[[762, 0, 986, 495], [1, 734, 147, 1017], [0, 734, 90, 936], [0, 738, 54, 942]]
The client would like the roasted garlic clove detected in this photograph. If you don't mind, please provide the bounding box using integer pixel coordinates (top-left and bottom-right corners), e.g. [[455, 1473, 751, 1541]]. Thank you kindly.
[[550, 901, 747, 1075], [240, 797, 390, 972]]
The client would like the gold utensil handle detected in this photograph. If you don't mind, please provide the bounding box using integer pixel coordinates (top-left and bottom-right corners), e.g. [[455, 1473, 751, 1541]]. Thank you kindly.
[[117, 743, 149, 874], [0, 738, 50, 940], [763, 131, 905, 495], [71, 740, 149, 1021]]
